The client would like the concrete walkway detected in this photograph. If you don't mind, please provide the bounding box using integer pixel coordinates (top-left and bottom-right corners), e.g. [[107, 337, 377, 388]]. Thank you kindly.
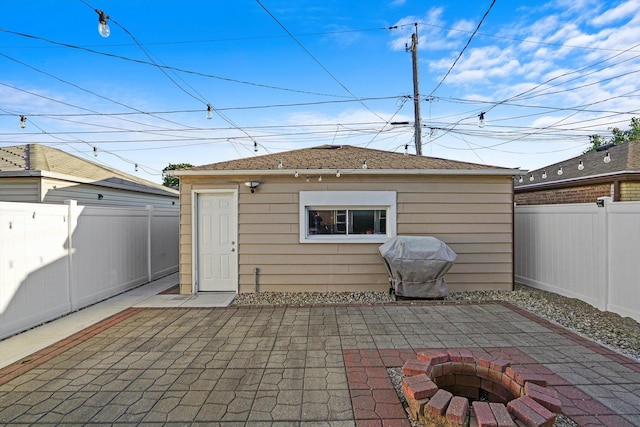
[[0, 276, 639, 425]]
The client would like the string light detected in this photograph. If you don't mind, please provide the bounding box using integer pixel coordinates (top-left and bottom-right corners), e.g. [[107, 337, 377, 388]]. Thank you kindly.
[[93, 146, 98, 157], [19, 115, 26, 129], [362, 160, 368, 169], [305, 176, 310, 182], [318, 175, 322, 182], [206, 104, 213, 119], [529, 174, 534, 182], [578, 160, 584, 170], [518, 176, 524, 183], [603, 151, 611, 163], [294, 170, 299, 178], [253, 142, 258, 152], [404, 144, 409, 156], [278, 160, 283, 169], [478, 112, 485, 128], [96, 10, 110, 38], [336, 170, 341, 178], [542, 170, 547, 179], [135, 163, 138, 172], [557, 166, 563, 176]]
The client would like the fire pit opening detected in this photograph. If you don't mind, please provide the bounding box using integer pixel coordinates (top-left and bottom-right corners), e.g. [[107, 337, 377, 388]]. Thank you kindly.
[[401, 349, 562, 426]]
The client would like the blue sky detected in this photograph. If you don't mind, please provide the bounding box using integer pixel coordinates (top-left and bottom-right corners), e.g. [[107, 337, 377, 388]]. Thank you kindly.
[[1, 0, 639, 183]]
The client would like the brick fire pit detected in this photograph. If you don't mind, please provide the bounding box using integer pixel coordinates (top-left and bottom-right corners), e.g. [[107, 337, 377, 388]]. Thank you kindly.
[[402, 349, 562, 426]]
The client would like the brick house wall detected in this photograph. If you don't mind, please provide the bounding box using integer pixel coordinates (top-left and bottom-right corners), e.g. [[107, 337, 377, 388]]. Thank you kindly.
[[515, 183, 613, 205], [620, 181, 640, 201]]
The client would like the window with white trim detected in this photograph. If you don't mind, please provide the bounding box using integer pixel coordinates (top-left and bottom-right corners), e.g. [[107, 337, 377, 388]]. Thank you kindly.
[[299, 191, 396, 243]]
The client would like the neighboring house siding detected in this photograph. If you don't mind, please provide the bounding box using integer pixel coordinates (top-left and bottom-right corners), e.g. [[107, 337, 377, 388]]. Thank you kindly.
[[41, 178, 177, 207], [0, 178, 40, 203], [179, 174, 513, 294], [620, 181, 640, 201], [515, 183, 612, 205]]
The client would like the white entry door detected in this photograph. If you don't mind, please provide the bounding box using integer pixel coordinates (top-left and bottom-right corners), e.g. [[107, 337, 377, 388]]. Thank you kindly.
[[196, 191, 238, 292]]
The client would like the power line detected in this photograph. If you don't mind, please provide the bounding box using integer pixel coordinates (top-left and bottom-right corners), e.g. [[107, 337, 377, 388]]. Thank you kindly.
[[427, 0, 496, 97], [0, 28, 352, 99], [255, 0, 387, 123]]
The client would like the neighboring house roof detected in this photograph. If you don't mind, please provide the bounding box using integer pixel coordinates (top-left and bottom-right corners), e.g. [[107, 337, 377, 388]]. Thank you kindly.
[[514, 140, 640, 190], [0, 144, 177, 197], [174, 145, 519, 176]]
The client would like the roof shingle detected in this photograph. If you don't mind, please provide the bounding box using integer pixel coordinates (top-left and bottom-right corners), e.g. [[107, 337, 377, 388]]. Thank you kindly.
[[514, 141, 640, 187], [186, 144, 511, 172], [0, 144, 177, 196]]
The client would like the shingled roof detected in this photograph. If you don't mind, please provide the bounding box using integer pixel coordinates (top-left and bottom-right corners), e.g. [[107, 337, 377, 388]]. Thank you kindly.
[[514, 141, 640, 188], [0, 144, 177, 196], [180, 145, 515, 174]]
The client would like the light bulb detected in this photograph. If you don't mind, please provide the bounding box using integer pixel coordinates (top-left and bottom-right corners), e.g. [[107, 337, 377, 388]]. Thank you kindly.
[[557, 167, 563, 176], [542, 170, 547, 179], [318, 176, 322, 182], [336, 170, 341, 178], [206, 104, 213, 119], [97, 10, 110, 38], [529, 174, 534, 182], [278, 160, 283, 169], [306, 176, 310, 182], [404, 144, 408, 156], [135, 163, 138, 172], [478, 112, 485, 128], [362, 160, 368, 169], [294, 170, 299, 178], [254, 142, 258, 152], [20, 115, 26, 129], [93, 147, 98, 157], [603, 151, 611, 163], [578, 160, 584, 170], [518, 176, 523, 183]]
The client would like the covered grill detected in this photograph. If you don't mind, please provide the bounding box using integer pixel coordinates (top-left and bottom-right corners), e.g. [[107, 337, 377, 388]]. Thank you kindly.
[[378, 236, 457, 299]]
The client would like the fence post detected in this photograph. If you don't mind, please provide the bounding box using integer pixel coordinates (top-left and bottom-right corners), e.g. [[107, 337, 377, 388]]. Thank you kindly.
[[594, 196, 611, 311], [147, 205, 153, 282], [64, 200, 78, 311], [598, 196, 612, 313]]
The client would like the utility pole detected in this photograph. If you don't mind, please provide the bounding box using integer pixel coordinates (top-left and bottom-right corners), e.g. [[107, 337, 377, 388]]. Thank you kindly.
[[409, 23, 422, 155]]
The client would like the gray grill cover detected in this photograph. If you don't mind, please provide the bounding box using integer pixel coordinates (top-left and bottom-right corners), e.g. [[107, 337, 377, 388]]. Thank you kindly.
[[378, 236, 457, 298]]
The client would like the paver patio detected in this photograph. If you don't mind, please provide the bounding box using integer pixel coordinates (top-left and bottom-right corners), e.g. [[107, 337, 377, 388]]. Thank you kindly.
[[1, 297, 639, 425]]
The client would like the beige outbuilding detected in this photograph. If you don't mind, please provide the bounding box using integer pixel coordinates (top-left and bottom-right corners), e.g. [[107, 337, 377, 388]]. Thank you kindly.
[[171, 145, 520, 295]]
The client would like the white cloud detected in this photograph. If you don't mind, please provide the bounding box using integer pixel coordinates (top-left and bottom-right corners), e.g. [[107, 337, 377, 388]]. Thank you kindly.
[[388, 7, 465, 52], [591, 0, 640, 26]]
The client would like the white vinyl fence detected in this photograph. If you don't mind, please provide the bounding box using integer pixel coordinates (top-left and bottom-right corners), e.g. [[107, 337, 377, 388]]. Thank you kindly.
[[0, 200, 178, 339], [515, 197, 640, 322]]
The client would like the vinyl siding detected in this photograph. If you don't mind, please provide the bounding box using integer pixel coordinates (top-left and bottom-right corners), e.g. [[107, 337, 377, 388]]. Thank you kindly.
[[0, 178, 41, 202], [0, 177, 177, 207], [40, 178, 178, 207], [179, 174, 514, 294]]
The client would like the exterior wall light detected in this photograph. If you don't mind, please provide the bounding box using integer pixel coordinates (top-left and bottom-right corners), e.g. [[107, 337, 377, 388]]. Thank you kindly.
[[244, 181, 261, 193]]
